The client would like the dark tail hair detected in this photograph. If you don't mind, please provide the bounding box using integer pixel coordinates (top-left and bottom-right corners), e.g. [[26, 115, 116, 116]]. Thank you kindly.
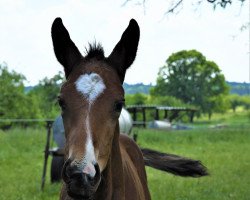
[[141, 148, 208, 177]]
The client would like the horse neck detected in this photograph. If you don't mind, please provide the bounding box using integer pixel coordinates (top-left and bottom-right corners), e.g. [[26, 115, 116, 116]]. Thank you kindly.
[[95, 123, 125, 200]]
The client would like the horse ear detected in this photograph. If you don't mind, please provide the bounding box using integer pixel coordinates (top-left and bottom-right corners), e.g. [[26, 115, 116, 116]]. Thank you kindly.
[[107, 19, 140, 83], [51, 18, 82, 78]]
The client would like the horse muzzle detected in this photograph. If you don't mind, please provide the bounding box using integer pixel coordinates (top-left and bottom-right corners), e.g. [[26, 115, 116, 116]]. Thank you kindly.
[[62, 159, 101, 199]]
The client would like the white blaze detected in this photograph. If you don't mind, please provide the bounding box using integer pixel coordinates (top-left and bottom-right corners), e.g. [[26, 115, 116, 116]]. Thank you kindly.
[[75, 73, 106, 104], [75, 73, 106, 177]]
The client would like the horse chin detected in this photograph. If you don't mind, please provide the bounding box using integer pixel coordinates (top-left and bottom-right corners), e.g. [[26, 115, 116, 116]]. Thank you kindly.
[[67, 183, 97, 200], [67, 188, 94, 200]]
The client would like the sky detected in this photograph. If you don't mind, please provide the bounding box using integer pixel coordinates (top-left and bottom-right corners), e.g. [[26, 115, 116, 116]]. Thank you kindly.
[[0, 0, 249, 86]]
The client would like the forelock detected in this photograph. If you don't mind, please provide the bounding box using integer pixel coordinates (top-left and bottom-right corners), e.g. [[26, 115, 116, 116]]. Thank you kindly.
[[85, 43, 105, 60]]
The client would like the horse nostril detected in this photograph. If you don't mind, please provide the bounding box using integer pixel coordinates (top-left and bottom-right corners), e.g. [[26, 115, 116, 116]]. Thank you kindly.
[[91, 163, 101, 186], [93, 163, 100, 179], [62, 159, 72, 183], [82, 163, 101, 186], [62, 159, 81, 182], [82, 164, 100, 182]]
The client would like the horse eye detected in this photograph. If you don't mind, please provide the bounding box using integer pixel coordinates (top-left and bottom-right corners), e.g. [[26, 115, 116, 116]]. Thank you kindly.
[[58, 98, 66, 110], [114, 100, 124, 113]]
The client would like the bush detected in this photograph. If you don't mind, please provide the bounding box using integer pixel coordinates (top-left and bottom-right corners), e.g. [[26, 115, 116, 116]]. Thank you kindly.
[[125, 93, 148, 105]]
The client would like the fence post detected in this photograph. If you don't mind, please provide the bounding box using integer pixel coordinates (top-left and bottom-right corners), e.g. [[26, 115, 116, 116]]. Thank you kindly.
[[142, 108, 146, 128], [41, 121, 53, 190], [155, 108, 159, 120], [190, 111, 195, 123]]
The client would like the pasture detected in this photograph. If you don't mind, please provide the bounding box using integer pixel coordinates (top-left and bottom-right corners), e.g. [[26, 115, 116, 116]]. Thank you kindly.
[[0, 111, 250, 200]]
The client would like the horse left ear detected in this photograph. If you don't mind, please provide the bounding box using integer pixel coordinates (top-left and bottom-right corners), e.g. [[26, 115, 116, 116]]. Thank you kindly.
[[107, 19, 140, 83]]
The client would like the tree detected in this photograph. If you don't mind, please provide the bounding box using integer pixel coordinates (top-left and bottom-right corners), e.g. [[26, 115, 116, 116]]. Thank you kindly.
[[0, 64, 42, 127], [28, 72, 64, 118], [123, 0, 246, 14], [151, 50, 229, 118], [227, 94, 242, 112], [241, 96, 250, 110], [147, 94, 186, 107], [125, 93, 147, 105], [0, 64, 25, 119]]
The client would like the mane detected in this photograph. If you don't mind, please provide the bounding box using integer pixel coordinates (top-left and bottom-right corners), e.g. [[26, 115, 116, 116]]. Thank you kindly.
[[85, 43, 105, 60]]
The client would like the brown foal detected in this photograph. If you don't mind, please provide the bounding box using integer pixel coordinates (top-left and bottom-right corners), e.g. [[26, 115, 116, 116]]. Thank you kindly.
[[52, 18, 150, 200], [51, 18, 207, 200]]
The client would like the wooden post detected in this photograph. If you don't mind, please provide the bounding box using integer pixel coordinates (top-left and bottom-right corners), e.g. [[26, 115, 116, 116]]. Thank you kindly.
[[164, 110, 168, 119], [190, 111, 195, 123], [169, 110, 179, 122], [155, 108, 159, 120], [41, 121, 53, 190], [142, 108, 146, 128], [132, 108, 137, 122]]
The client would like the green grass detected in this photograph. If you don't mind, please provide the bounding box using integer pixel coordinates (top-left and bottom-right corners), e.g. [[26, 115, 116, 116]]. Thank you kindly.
[[193, 108, 250, 127], [0, 128, 60, 200], [0, 111, 250, 199], [139, 127, 250, 200]]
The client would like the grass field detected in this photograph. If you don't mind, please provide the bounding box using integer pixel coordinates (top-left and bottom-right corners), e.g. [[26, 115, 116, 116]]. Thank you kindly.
[[0, 111, 249, 200]]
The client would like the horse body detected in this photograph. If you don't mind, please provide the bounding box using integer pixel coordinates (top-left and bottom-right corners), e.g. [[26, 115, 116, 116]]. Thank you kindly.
[[51, 18, 207, 200]]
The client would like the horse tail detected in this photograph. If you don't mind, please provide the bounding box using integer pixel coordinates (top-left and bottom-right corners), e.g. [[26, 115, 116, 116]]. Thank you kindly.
[[141, 148, 208, 177]]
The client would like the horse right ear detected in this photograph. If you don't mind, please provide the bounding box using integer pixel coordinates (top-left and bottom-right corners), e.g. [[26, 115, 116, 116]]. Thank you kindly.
[[51, 18, 82, 79], [107, 19, 140, 83]]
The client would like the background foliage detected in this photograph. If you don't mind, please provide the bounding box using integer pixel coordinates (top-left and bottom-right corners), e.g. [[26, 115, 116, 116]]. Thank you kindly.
[[151, 50, 230, 118]]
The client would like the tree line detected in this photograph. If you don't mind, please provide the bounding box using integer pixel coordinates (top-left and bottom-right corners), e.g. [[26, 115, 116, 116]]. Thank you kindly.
[[123, 82, 250, 96]]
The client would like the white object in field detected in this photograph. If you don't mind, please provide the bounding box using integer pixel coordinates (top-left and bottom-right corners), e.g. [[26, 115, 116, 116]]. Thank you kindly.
[[148, 120, 171, 130], [119, 108, 133, 135]]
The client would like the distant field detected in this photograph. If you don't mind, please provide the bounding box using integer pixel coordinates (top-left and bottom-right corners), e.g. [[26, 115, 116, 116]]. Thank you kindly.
[[0, 111, 249, 200]]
